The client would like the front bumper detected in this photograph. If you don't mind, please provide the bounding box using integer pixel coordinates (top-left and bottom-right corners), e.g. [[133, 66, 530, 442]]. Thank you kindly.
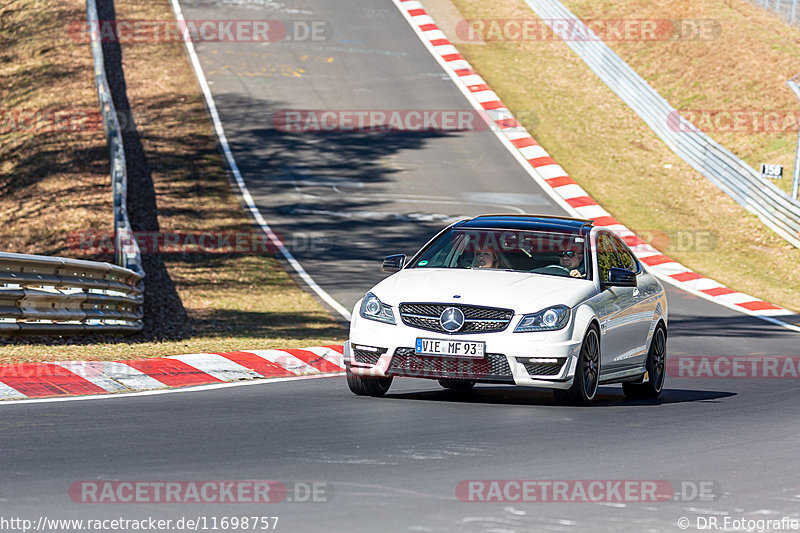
[[346, 313, 583, 389]]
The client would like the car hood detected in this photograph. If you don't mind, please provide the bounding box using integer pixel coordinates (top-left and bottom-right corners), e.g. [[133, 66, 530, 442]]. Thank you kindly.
[[370, 268, 597, 313]]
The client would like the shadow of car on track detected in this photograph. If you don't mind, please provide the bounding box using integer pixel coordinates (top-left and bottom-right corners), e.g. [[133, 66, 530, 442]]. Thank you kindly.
[[382, 385, 735, 407]]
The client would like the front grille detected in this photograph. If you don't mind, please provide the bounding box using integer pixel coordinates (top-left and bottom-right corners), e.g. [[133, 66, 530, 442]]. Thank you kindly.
[[352, 346, 387, 365], [399, 303, 513, 334], [522, 359, 566, 377], [387, 347, 514, 383]]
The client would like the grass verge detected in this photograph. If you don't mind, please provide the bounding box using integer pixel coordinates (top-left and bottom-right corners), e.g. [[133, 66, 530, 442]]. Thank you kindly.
[[433, 0, 800, 311], [559, 0, 800, 199], [0, 0, 346, 362], [0, 0, 111, 257]]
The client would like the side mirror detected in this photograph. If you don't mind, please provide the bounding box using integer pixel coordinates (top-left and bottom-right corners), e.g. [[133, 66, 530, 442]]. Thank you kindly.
[[603, 267, 637, 288], [382, 254, 406, 273]]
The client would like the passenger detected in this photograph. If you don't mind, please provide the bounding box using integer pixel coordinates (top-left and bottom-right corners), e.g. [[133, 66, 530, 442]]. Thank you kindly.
[[472, 249, 511, 269]]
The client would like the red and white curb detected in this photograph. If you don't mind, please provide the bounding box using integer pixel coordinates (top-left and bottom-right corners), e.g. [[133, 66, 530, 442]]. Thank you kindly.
[[393, 0, 799, 330], [0, 345, 345, 401]]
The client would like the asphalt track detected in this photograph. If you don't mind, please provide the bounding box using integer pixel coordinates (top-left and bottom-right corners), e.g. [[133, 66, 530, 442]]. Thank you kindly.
[[1, 0, 799, 532], [1, 376, 799, 533]]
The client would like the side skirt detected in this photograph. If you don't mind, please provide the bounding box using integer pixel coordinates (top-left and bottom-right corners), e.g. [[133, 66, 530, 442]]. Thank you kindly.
[[599, 366, 647, 385]]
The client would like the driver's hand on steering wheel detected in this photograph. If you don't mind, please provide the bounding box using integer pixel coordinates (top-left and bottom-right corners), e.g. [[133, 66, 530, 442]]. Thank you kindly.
[[570, 269, 583, 278]]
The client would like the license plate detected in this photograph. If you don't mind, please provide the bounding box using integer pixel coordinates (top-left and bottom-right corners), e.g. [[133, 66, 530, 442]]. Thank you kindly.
[[415, 338, 485, 358]]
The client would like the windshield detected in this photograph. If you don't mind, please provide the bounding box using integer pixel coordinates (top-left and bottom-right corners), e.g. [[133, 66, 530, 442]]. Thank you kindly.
[[410, 228, 591, 279]]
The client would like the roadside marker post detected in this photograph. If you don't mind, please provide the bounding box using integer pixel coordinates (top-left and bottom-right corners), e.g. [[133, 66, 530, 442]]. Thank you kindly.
[[786, 76, 800, 200]]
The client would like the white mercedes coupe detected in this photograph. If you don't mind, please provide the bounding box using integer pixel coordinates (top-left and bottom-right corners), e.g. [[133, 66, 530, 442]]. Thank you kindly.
[[344, 215, 668, 405]]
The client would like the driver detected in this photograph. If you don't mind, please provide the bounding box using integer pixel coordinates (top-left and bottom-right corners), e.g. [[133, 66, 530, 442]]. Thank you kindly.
[[558, 244, 585, 278]]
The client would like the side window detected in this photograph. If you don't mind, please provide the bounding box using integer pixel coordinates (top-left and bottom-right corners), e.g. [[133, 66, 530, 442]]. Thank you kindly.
[[611, 236, 638, 273], [596, 234, 623, 282]]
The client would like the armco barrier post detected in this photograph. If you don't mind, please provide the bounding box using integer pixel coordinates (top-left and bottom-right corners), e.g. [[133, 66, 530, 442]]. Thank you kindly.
[[787, 77, 800, 200]]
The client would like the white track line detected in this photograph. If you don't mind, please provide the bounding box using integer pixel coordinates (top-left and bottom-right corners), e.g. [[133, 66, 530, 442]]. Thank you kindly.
[[168, 0, 351, 321]]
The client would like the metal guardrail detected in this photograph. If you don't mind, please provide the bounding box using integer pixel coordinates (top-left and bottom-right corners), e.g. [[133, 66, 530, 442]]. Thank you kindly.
[[86, 0, 143, 274], [524, 0, 800, 249], [752, 0, 800, 26], [0, 253, 143, 335]]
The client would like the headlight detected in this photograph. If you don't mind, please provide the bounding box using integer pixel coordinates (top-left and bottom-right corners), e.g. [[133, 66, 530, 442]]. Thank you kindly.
[[514, 305, 571, 332], [359, 292, 396, 324]]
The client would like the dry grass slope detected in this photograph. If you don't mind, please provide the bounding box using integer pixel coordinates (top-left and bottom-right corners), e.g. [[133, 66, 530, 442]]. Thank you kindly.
[[0, 0, 112, 258], [561, 0, 800, 198]]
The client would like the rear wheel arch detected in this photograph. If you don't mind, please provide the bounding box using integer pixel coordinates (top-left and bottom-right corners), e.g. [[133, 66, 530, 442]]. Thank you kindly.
[[623, 322, 667, 400]]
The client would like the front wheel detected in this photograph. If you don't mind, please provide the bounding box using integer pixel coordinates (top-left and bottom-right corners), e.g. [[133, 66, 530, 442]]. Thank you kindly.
[[623, 325, 667, 400], [553, 326, 600, 405], [346, 369, 393, 397]]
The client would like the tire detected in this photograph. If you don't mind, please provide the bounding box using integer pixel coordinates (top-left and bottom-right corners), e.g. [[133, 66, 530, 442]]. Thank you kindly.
[[346, 369, 392, 397], [553, 325, 600, 405], [623, 325, 667, 400], [438, 378, 475, 390]]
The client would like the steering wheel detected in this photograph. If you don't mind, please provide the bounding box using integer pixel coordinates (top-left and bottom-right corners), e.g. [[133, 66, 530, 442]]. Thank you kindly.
[[532, 264, 571, 275]]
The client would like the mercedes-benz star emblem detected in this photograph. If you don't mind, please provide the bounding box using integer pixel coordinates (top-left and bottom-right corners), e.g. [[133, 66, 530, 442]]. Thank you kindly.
[[440, 307, 465, 333]]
